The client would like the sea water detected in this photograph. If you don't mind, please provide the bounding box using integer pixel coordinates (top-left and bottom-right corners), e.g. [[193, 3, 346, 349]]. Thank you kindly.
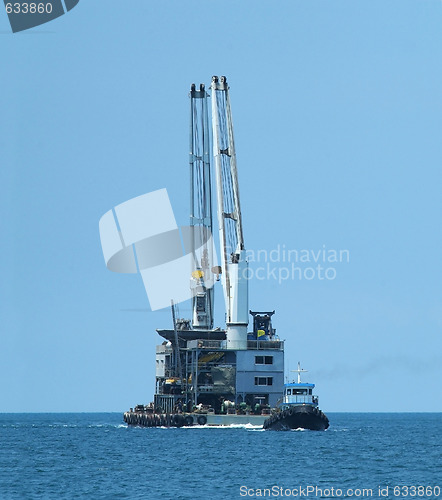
[[1, 413, 440, 499]]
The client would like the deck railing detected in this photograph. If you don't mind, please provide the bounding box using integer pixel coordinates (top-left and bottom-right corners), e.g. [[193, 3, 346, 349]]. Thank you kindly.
[[188, 339, 284, 350]]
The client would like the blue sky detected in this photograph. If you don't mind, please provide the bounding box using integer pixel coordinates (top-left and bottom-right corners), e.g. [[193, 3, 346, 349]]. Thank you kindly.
[[1, 0, 441, 412]]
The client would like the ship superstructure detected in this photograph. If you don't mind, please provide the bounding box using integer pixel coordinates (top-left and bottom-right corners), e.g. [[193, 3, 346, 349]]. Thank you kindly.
[[282, 363, 319, 408]]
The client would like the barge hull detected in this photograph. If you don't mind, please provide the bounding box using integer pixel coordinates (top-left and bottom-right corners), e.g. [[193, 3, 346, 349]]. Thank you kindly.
[[124, 411, 267, 427]]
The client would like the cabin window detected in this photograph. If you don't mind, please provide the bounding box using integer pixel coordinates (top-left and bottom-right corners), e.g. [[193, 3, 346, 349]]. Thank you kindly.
[[196, 296, 206, 312], [255, 356, 273, 365], [308, 389, 312, 395], [286, 389, 291, 395], [292, 388, 308, 395], [255, 377, 273, 386]]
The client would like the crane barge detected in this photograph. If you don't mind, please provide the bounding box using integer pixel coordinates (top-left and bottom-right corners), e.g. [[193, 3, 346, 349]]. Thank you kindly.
[[122, 77, 328, 429]]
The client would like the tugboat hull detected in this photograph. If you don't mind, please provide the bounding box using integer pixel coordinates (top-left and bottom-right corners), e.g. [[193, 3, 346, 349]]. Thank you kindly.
[[263, 405, 329, 431]]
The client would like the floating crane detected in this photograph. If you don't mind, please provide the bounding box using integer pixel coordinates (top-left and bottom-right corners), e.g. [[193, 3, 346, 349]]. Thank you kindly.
[[119, 77, 329, 428], [152, 77, 283, 416]]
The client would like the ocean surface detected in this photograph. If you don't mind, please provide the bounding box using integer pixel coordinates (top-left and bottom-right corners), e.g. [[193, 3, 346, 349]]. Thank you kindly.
[[1, 413, 441, 499]]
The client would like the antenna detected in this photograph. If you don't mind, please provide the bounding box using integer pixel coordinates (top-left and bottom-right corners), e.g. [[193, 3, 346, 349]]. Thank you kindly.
[[171, 300, 183, 381], [291, 361, 308, 384]]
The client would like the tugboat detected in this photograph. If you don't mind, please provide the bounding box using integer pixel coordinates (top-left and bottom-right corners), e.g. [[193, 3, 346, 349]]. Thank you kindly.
[[263, 363, 329, 431]]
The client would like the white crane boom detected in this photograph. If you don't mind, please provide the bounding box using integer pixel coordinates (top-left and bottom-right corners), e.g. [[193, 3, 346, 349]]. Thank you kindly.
[[189, 83, 214, 330], [211, 76, 249, 349]]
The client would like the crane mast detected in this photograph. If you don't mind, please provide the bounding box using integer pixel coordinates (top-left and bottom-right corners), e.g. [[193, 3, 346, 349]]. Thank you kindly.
[[211, 76, 249, 349], [189, 83, 214, 330]]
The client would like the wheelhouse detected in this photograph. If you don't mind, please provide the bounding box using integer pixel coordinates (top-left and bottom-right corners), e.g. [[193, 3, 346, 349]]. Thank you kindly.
[[282, 382, 318, 407], [281, 362, 320, 409]]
